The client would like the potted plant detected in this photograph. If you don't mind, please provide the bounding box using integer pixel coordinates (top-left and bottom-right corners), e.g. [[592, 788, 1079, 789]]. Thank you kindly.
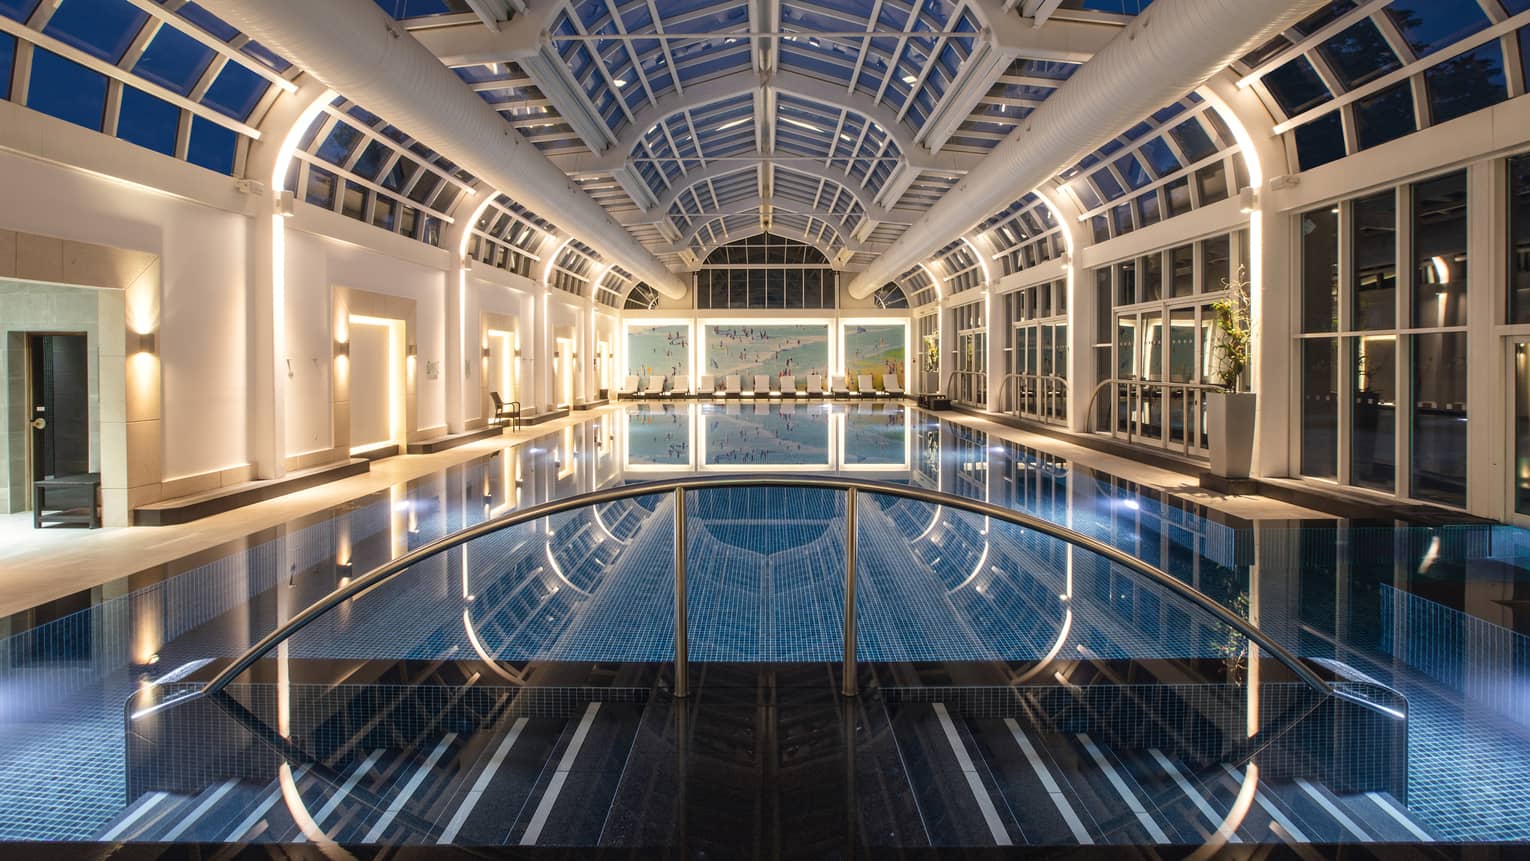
[[1206, 270, 1256, 479]]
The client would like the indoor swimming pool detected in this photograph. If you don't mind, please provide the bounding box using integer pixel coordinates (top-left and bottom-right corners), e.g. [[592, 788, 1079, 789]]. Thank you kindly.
[[2, 402, 1529, 848]]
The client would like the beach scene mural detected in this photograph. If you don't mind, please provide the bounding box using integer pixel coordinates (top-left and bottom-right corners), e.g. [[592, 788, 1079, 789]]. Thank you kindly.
[[623, 402, 690, 466], [842, 403, 909, 467], [705, 323, 828, 383], [627, 324, 689, 380], [704, 403, 830, 466], [843, 323, 907, 389]]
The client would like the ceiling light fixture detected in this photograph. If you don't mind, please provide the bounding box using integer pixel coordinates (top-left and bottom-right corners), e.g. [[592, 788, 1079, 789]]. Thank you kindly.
[[717, 118, 750, 131], [902, 74, 918, 85], [784, 118, 822, 133]]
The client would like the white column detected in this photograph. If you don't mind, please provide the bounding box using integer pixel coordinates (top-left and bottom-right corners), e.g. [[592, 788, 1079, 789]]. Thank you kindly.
[[1467, 160, 1507, 518], [1200, 72, 1292, 478]]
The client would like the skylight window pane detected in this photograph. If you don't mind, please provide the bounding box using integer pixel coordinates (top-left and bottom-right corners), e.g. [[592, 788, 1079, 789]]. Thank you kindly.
[[352, 140, 390, 180], [1354, 81, 1416, 150], [1384, 0, 1490, 58], [174, 2, 238, 41], [1317, 18, 1401, 90], [202, 61, 266, 120], [1168, 119, 1218, 162], [0, 0, 40, 22], [1114, 154, 1151, 190], [187, 115, 237, 174], [42, 0, 147, 63], [1293, 111, 1346, 170], [1263, 56, 1331, 116], [132, 26, 216, 96], [27, 49, 107, 131], [1423, 41, 1507, 125], [317, 123, 364, 166], [116, 85, 180, 155], [1138, 137, 1180, 176], [1291, 0, 1357, 36], [0, 32, 13, 100], [240, 40, 290, 74]]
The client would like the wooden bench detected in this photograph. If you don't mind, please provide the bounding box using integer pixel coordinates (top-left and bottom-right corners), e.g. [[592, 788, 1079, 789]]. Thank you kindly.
[[33, 473, 101, 529]]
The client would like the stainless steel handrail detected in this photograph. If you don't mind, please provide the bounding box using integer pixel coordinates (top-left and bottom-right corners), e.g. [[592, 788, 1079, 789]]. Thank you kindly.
[[996, 372, 1069, 421], [942, 370, 986, 406], [179, 475, 1350, 710], [1085, 377, 1228, 455]]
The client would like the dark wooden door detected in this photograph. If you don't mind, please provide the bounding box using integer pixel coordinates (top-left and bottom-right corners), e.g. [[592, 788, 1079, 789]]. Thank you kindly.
[[29, 333, 90, 481]]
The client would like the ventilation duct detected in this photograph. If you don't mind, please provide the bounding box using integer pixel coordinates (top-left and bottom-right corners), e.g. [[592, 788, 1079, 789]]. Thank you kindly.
[[199, 0, 686, 297], [846, 0, 1326, 298]]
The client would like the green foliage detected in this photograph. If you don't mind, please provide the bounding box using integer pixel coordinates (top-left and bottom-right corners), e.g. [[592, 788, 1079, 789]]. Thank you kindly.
[[1209, 267, 1252, 391]]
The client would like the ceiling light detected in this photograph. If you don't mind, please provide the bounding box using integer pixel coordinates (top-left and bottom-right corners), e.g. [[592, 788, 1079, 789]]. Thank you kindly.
[[784, 118, 822, 133], [902, 74, 918, 85], [613, 78, 628, 87], [717, 118, 749, 131]]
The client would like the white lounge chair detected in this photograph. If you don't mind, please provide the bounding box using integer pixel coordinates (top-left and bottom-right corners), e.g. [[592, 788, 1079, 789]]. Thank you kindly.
[[831, 375, 854, 398], [644, 375, 666, 398], [618, 375, 640, 399], [781, 375, 805, 398], [805, 374, 824, 398], [885, 375, 904, 396], [858, 374, 883, 397], [697, 375, 716, 397], [668, 375, 690, 397], [752, 374, 775, 397], [723, 375, 742, 397]]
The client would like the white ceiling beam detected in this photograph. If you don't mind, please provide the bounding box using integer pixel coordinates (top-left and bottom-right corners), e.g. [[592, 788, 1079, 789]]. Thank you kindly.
[[1020, 0, 1067, 28]]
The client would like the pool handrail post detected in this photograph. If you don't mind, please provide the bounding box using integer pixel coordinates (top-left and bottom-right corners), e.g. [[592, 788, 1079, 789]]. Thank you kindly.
[[674, 486, 690, 699], [842, 487, 859, 697]]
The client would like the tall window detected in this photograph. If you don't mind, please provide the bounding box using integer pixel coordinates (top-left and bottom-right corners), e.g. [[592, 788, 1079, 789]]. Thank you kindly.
[[694, 234, 836, 310], [1001, 280, 1067, 423], [951, 301, 986, 406], [1093, 231, 1245, 455], [1296, 171, 1469, 507]]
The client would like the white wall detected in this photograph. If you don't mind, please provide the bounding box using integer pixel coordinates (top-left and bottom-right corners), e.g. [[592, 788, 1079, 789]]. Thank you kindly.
[[0, 150, 248, 482], [282, 224, 449, 453]]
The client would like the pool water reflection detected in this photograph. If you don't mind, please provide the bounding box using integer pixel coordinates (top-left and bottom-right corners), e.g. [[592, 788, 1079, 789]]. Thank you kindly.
[[1, 402, 1530, 842]]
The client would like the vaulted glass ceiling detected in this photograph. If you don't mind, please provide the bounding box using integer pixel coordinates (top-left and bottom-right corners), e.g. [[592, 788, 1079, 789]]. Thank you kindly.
[[5, 0, 1524, 295]]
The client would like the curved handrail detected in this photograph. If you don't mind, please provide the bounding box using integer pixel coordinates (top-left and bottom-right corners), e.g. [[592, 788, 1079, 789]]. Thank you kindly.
[[182, 475, 1348, 708], [995, 372, 1069, 418], [1084, 378, 1228, 431]]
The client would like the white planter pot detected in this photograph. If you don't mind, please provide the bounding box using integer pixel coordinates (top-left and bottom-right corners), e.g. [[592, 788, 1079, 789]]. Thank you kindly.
[[1207, 392, 1257, 479]]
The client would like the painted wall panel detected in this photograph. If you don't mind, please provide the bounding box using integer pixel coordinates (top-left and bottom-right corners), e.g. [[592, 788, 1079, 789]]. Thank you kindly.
[[704, 323, 828, 382]]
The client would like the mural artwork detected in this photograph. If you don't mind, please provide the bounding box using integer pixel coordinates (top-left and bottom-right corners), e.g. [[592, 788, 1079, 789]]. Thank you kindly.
[[705, 324, 828, 382], [844, 323, 907, 388], [627, 324, 689, 379]]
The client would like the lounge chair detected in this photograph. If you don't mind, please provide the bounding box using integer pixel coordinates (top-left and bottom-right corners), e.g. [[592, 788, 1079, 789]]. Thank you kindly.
[[752, 374, 774, 398], [723, 375, 742, 397], [667, 375, 690, 398], [805, 374, 824, 398], [617, 375, 640, 399], [831, 375, 854, 398], [644, 375, 666, 398], [697, 375, 716, 397], [780, 375, 805, 398], [885, 375, 904, 397], [858, 374, 884, 397]]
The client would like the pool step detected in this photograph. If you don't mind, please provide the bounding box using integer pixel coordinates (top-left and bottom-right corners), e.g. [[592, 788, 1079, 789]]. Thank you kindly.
[[99, 701, 646, 845], [888, 702, 1439, 846]]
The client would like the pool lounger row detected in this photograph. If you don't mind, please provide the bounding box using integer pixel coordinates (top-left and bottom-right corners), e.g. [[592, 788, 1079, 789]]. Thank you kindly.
[[616, 374, 906, 400]]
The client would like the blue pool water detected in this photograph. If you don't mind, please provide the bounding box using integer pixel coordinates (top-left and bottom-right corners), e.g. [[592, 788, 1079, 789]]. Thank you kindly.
[[2, 401, 1530, 842]]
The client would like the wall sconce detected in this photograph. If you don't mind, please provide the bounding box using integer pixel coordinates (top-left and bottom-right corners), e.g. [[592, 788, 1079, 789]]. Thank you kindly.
[[275, 189, 296, 218], [514, 349, 522, 358], [134, 332, 157, 355], [1238, 186, 1258, 214], [482, 347, 492, 359], [406, 344, 418, 358], [335, 340, 350, 358]]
